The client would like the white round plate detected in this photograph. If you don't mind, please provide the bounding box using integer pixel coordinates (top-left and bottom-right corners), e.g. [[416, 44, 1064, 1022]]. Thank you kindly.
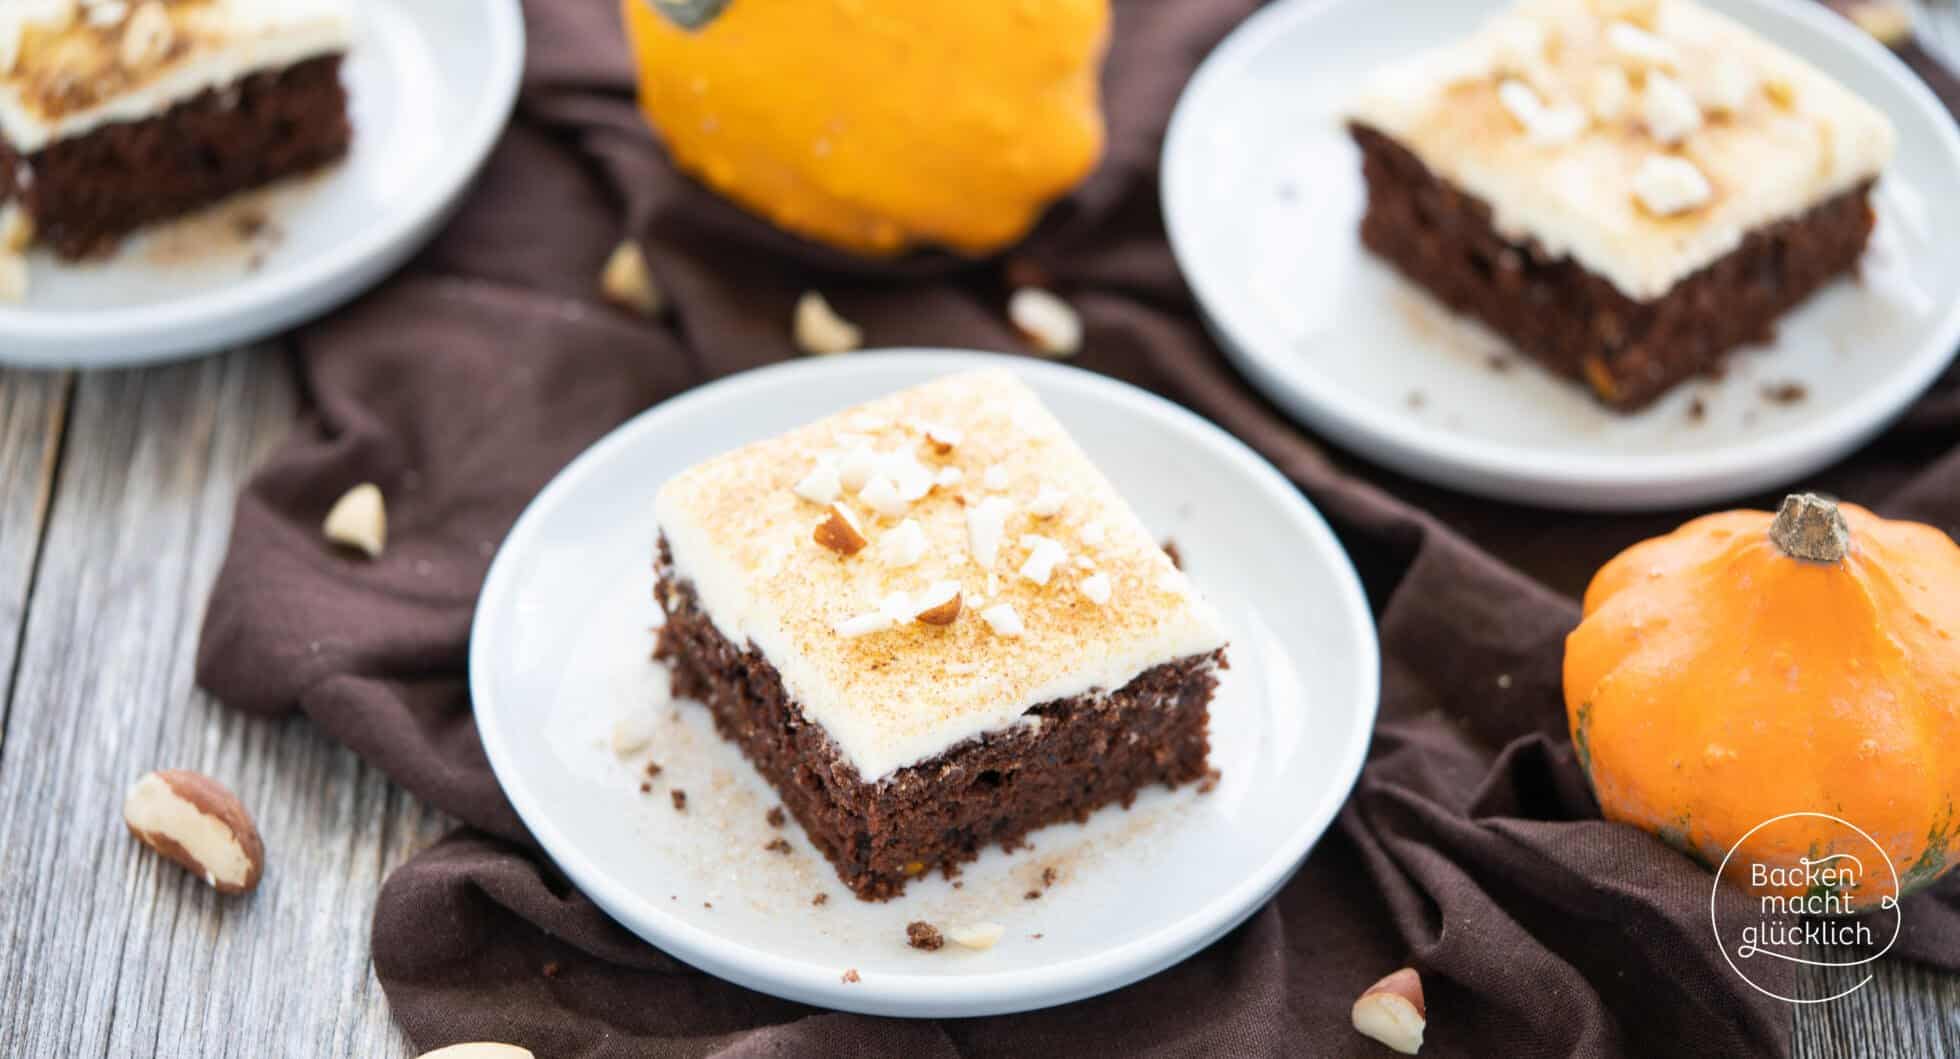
[[0, 0, 524, 369], [1164, 0, 1960, 511], [471, 351, 1379, 1018]]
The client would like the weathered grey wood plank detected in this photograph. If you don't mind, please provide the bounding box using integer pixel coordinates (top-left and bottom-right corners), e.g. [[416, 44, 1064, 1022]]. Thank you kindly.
[[1796, 944, 1960, 1058], [0, 369, 70, 743], [0, 348, 444, 1059]]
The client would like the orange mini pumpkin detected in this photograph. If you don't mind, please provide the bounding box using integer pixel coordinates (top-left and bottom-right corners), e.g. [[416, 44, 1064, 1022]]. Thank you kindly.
[[1565, 494, 1960, 900], [621, 0, 1110, 257]]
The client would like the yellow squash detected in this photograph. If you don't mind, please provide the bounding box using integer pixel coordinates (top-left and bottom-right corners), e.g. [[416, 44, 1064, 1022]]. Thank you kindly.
[[621, 0, 1110, 257], [1565, 494, 1960, 900]]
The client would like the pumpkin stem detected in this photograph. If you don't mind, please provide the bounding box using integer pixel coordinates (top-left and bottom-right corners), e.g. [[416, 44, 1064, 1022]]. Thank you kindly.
[[1770, 493, 1850, 563]]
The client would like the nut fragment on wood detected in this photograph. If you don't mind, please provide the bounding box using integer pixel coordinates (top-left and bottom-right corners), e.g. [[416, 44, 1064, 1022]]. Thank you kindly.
[[416, 1045, 537, 1059], [322, 482, 387, 558], [794, 291, 862, 355], [1352, 968, 1426, 1054], [123, 770, 265, 895], [600, 240, 664, 317], [1831, 0, 1912, 47], [1008, 287, 1082, 358]]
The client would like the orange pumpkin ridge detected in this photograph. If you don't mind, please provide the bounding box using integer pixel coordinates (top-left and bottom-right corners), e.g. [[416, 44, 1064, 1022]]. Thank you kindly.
[[1565, 494, 1960, 900]]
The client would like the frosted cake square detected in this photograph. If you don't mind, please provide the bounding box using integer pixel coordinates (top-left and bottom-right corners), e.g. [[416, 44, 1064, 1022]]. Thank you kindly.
[[653, 369, 1229, 899], [0, 0, 353, 281], [1346, 0, 1896, 408]]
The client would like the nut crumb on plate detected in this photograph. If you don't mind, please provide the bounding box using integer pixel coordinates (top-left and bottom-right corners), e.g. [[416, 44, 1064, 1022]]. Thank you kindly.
[[671, 789, 687, 811]]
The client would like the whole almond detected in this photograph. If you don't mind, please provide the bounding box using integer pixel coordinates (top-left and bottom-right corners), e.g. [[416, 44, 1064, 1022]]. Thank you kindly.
[[123, 770, 265, 894]]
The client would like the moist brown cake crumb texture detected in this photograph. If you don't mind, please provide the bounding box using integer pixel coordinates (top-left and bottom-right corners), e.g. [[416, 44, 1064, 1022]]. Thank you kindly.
[[766, 806, 786, 828], [654, 539, 1219, 901], [670, 789, 687, 811], [0, 55, 350, 259], [1349, 124, 1877, 410], [906, 922, 945, 951]]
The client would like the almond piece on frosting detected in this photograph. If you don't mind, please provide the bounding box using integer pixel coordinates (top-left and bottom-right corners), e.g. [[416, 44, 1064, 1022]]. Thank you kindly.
[[1641, 72, 1702, 145], [814, 503, 868, 556], [1632, 155, 1712, 216], [966, 496, 1012, 568], [1351, 968, 1426, 1054], [979, 602, 1024, 637], [882, 518, 928, 567], [123, 770, 266, 894], [1018, 535, 1067, 586], [913, 581, 963, 626], [794, 464, 843, 505], [1028, 485, 1069, 519]]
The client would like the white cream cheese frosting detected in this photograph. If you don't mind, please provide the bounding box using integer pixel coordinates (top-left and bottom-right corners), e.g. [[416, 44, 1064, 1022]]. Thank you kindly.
[[1, 0, 352, 154], [654, 369, 1230, 783], [1347, 0, 1896, 302]]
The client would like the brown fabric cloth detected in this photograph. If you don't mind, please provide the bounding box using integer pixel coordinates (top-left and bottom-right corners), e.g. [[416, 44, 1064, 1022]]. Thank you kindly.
[[195, 2, 1960, 1055]]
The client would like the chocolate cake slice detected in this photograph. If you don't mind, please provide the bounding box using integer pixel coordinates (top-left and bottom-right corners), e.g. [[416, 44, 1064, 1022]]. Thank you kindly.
[[652, 369, 1229, 900], [0, 0, 353, 293], [1345, 0, 1895, 410]]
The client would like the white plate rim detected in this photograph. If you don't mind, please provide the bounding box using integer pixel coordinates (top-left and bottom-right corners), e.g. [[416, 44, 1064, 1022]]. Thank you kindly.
[[469, 350, 1382, 1017], [0, 0, 526, 369], [1162, 0, 1960, 509]]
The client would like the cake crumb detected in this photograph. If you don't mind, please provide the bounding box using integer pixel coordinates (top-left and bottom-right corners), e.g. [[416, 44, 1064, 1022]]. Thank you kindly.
[[645, 760, 664, 778], [1197, 768, 1222, 794], [1024, 890, 1042, 901], [1761, 381, 1808, 405], [1041, 866, 1059, 888], [671, 789, 687, 811], [766, 806, 787, 828], [542, 961, 561, 978], [1688, 397, 1707, 422], [1162, 540, 1183, 570], [1484, 353, 1513, 374], [906, 922, 945, 951], [842, 968, 861, 983], [765, 838, 793, 855], [704, 901, 713, 909], [812, 893, 830, 906], [638, 781, 652, 794]]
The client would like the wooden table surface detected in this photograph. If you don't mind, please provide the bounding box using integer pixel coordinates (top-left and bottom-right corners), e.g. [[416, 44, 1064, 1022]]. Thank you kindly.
[[3, 8, 1960, 1056]]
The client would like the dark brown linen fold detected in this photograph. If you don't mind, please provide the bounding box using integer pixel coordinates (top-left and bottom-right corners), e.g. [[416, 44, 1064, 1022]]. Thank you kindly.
[[196, 1, 1960, 1055]]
